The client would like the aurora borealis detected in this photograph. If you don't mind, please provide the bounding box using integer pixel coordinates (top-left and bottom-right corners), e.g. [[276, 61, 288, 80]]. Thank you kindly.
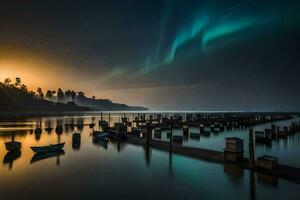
[[1, 0, 300, 110]]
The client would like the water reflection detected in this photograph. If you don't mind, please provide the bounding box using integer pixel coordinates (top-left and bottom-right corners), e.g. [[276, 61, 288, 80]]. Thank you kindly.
[[169, 151, 173, 176], [111, 140, 125, 152], [224, 163, 244, 183], [144, 144, 151, 167], [34, 131, 42, 141], [92, 139, 108, 150], [72, 132, 81, 151], [3, 151, 21, 170], [250, 171, 256, 200], [257, 173, 279, 187], [72, 142, 81, 151], [0, 114, 299, 199]]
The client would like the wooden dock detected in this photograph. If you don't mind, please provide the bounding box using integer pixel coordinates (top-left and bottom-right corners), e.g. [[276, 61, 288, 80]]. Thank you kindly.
[[126, 134, 300, 184]]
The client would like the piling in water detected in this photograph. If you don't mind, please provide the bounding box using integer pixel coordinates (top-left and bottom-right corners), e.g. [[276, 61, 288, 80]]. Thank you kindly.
[[249, 129, 255, 169]]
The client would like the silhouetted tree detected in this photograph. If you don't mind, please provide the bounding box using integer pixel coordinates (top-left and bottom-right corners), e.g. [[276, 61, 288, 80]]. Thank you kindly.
[[57, 88, 65, 103], [37, 87, 44, 99], [4, 78, 11, 86], [51, 90, 56, 101], [20, 84, 27, 92], [15, 77, 21, 88], [46, 90, 53, 100], [65, 90, 72, 102], [71, 90, 76, 102], [78, 91, 85, 97], [29, 91, 36, 98], [92, 95, 96, 99]]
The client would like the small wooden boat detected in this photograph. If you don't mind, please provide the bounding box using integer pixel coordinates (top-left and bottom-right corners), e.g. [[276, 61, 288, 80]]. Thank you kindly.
[[92, 131, 110, 140], [30, 143, 65, 154], [35, 128, 42, 134], [30, 150, 65, 163], [55, 126, 63, 134], [72, 133, 81, 143], [5, 141, 21, 152]]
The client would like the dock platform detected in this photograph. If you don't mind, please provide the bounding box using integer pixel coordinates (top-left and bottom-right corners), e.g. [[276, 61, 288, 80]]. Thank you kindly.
[[126, 134, 300, 184]]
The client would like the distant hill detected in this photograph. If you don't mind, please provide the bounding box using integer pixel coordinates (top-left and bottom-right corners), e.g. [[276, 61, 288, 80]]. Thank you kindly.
[[75, 95, 148, 111], [0, 82, 148, 112]]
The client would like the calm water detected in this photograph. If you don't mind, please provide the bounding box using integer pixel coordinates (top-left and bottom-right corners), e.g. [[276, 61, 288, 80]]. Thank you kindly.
[[0, 113, 300, 200]]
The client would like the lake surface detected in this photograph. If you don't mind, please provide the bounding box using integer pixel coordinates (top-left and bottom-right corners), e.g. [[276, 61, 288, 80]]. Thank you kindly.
[[0, 113, 300, 200]]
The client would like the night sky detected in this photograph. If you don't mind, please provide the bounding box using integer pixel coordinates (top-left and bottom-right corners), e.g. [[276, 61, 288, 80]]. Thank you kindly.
[[1, 0, 300, 111]]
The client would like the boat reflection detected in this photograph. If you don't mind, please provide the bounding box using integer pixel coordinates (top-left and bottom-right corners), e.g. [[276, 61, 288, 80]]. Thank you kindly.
[[30, 150, 65, 164], [92, 138, 108, 150], [3, 151, 21, 170], [224, 163, 244, 182], [257, 172, 278, 187], [111, 140, 125, 152], [72, 142, 81, 150]]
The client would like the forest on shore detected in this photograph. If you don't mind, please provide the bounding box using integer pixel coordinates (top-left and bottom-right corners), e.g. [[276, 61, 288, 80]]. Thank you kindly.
[[0, 77, 147, 112]]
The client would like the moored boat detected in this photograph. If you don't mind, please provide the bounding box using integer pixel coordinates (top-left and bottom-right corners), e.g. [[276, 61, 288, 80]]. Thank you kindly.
[[35, 128, 42, 134], [72, 132, 81, 143], [30, 143, 65, 154], [30, 150, 65, 163], [92, 131, 110, 140]]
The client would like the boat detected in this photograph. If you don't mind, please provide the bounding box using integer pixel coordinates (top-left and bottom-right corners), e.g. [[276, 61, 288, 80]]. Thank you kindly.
[[72, 132, 81, 143], [107, 129, 127, 140], [92, 131, 110, 140], [30, 142, 65, 154], [5, 141, 21, 152], [55, 125, 63, 134], [30, 150, 65, 163], [35, 128, 42, 134]]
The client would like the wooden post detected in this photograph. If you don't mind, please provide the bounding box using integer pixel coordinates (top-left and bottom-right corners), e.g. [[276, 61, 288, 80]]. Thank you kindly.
[[249, 129, 255, 169], [108, 113, 111, 128], [169, 117, 173, 153], [146, 122, 152, 146]]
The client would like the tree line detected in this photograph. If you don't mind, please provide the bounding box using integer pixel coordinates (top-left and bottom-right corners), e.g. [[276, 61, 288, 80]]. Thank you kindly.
[[2, 77, 90, 104]]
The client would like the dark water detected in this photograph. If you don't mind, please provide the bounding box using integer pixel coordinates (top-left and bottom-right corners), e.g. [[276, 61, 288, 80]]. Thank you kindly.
[[0, 113, 300, 200]]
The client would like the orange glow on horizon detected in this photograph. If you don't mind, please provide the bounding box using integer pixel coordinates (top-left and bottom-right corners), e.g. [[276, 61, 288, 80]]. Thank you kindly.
[[0, 44, 85, 93]]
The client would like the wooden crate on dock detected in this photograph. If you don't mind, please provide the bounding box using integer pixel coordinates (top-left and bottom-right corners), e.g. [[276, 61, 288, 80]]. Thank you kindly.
[[224, 137, 244, 162], [257, 155, 278, 171]]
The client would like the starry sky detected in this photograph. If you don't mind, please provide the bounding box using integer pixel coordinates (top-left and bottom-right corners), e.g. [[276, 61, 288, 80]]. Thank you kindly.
[[1, 0, 300, 111]]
